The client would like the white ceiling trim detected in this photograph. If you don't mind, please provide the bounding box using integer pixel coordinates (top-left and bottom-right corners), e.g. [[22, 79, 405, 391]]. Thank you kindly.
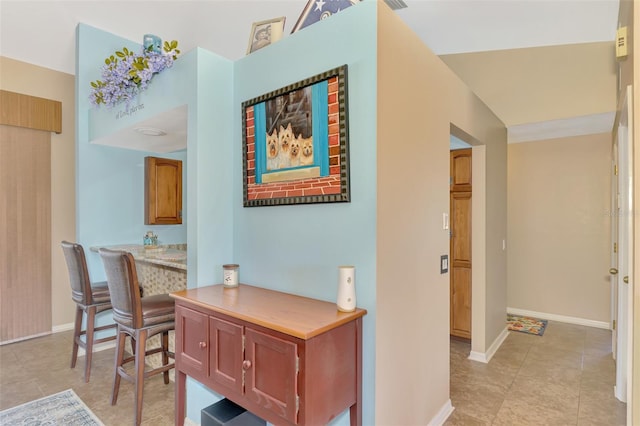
[[507, 112, 615, 144]]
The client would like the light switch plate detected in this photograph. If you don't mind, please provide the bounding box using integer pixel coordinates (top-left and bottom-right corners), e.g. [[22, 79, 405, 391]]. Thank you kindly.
[[440, 255, 448, 274]]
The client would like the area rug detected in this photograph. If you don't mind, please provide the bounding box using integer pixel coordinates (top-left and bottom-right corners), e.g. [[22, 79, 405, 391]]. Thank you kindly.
[[0, 389, 104, 425], [507, 313, 548, 336]]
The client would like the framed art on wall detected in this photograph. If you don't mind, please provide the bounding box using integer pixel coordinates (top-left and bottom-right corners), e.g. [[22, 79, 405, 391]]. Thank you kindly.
[[291, 0, 361, 33], [247, 16, 286, 54], [241, 65, 350, 207]]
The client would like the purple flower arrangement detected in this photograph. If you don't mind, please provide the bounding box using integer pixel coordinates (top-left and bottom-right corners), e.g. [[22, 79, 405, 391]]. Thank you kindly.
[[89, 40, 180, 109]]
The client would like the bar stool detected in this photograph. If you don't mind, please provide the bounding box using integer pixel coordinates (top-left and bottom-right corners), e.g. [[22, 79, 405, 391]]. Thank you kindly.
[[61, 241, 117, 382], [99, 247, 175, 426]]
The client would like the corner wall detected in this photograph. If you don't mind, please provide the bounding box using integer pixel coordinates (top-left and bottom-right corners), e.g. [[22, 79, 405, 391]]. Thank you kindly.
[[0, 56, 76, 328], [507, 134, 611, 324], [232, 3, 377, 425], [75, 24, 189, 279], [376, 3, 507, 424]]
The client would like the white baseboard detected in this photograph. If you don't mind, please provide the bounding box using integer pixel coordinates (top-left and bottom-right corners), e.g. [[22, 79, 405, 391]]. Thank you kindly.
[[52, 322, 75, 333], [184, 417, 199, 426], [428, 399, 454, 426], [507, 307, 610, 329], [468, 326, 509, 363]]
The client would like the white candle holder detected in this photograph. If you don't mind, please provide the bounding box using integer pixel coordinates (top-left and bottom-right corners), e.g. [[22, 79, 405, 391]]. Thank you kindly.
[[337, 265, 356, 312]]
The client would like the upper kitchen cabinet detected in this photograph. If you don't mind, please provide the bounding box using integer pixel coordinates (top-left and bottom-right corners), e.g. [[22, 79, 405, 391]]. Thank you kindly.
[[145, 156, 182, 225]]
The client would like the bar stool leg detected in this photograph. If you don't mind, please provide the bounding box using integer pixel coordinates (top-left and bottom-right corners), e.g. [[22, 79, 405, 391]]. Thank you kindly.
[[162, 331, 169, 384], [112, 328, 126, 405], [134, 328, 148, 426], [70, 306, 83, 369], [84, 306, 96, 382]]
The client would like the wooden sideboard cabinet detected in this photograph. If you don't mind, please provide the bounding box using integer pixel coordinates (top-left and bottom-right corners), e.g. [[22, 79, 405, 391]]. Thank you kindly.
[[171, 284, 367, 426], [145, 156, 182, 225]]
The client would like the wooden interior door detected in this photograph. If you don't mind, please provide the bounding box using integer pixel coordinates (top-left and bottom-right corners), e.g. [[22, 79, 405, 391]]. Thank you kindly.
[[450, 149, 472, 339], [1, 124, 52, 342]]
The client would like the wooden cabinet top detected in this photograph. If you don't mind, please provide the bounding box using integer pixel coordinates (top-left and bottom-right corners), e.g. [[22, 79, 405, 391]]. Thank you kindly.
[[170, 284, 366, 340]]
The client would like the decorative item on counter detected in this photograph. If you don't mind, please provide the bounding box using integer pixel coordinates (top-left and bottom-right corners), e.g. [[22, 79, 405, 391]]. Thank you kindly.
[[337, 265, 356, 312], [89, 35, 181, 109], [143, 231, 158, 247], [223, 264, 239, 288]]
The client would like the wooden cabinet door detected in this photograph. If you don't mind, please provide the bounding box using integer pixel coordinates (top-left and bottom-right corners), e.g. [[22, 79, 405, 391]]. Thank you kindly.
[[145, 156, 182, 225], [450, 191, 472, 339], [450, 148, 472, 340], [209, 316, 243, 394], [450, 149, 472, 191], [175, 305, 208, 378], [244, 327, 298, 424]]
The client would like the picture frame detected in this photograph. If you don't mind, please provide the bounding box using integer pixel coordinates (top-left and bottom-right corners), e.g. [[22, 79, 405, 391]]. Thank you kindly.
[[242, 65, 350, 207], [247, 16, 286, 54], [291, 0, 361, 33]]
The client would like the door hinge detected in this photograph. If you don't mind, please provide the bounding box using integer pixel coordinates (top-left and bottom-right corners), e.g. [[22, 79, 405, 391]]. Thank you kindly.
[[296, 395, 300, 416], [613, 319, 616, 330], [295, 355, 299, 375], [614, 242, 618, 253], [615, 165, 619, 176]]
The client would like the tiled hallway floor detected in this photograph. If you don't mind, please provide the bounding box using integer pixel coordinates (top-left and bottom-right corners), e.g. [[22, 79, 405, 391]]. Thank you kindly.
[[446, 321, 627, 425], [0, 330, 174, 425]]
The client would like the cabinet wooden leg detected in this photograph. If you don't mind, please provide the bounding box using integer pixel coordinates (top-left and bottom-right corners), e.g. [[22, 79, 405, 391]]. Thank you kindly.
[[176, 370, 186, 426]]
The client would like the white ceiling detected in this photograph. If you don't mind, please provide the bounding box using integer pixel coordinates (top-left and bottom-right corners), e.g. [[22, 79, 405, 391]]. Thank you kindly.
[[0, 0, 620, 76]]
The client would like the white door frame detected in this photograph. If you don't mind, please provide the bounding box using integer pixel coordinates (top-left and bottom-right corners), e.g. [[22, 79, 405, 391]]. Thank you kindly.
[[614, 85, 634, 408]]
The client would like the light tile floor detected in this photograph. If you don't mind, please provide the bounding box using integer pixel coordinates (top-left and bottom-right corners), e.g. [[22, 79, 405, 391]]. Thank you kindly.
[[446, 321, 627, 425], [0, 322, 628, 426], [0, 330, 175, 425]]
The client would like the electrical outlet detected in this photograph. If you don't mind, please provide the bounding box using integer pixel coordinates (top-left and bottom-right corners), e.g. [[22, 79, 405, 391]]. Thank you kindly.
[[440, 255, 448, 274]]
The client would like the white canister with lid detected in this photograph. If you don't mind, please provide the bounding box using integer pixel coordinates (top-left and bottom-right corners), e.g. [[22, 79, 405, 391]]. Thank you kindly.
[[223, 264, 239, 288]]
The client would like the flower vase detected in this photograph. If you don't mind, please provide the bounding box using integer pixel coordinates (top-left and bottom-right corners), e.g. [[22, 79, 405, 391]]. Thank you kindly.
[[143, 34, 162, 53]]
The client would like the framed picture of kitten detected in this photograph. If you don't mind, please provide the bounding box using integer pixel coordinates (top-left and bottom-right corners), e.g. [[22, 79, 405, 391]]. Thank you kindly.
[[241, 65, 350, 207]]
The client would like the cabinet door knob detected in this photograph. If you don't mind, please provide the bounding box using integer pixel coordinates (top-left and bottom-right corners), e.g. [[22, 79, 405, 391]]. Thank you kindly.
[[242, 360, 252, 370], [199, 341, 207, 349]]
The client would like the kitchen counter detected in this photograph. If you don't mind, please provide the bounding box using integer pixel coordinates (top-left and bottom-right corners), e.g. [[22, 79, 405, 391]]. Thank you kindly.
[[90, 244, 186, 271]]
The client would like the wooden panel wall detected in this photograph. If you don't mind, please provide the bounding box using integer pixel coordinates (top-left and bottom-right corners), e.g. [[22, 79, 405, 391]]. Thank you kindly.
[[1, 125, 52, 342], [0, 90, 62, 134]]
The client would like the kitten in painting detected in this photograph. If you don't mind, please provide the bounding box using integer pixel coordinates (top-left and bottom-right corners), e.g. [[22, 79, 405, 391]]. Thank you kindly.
[[299, 135, 314, 166], [278, 123, 294, 168], [266, 129, 279, 170], [289, 136, 301, 167]]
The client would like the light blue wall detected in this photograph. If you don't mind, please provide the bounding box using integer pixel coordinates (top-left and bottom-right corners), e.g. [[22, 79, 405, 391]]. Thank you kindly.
[[76, 24, 190, 279], [232, 3, 377, 425], [77, 2, 378, 422]]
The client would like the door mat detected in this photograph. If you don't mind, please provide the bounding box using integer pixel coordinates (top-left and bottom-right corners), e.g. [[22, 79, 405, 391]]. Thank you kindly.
[[507, 313, 548, 336], [0, 389, 104, 425]]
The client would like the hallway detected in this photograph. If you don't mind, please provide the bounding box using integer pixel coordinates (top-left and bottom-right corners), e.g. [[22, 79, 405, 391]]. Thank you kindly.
[[447, 321, 627, 425]]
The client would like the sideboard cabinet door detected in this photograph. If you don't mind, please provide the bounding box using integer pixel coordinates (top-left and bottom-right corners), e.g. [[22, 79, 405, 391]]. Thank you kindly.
[[244, 327, 299, 424], [175, 305, 208, 378], [210, 316, 243, 394]]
